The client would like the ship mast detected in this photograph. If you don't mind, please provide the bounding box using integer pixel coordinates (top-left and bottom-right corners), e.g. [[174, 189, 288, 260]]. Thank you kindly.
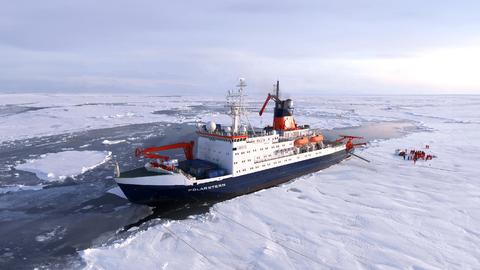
[[226, 78, 248, 134]]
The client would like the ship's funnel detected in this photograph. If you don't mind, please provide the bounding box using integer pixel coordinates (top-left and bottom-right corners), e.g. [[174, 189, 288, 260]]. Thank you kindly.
[[258, 81, 298, 131]]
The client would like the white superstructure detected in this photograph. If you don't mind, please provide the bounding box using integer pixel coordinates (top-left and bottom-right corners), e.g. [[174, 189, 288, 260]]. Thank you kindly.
[[114, 78, 362, 206], [197, 129, 344, 177], [195, 78, 343, 177]]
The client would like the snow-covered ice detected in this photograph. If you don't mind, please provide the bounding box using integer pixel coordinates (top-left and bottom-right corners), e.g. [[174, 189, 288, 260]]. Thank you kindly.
[[102, 139, 127, 145], [81, 133, 480, 269], [0, 93, 388, 143], [0, 94, 205, 143], [1, 93, 479, 269], [15, 150, 112, 181], [80, 95, 480, 270]]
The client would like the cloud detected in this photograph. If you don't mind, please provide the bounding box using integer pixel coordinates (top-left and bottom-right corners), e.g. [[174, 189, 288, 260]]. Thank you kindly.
[[348, 46, 480, 93], [1, 1, 480, 94], [61, 75, 197, 88]]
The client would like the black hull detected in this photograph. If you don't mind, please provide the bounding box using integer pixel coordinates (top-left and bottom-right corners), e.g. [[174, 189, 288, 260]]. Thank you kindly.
[[118, 150, 349, 206]]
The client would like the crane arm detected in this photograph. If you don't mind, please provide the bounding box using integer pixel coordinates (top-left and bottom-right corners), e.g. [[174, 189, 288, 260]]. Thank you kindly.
[[336, 135, 367, 152], [259, 93, 280, 116], [259, 94, 272, 116], [135, 141, 195, 160], [335, 135, 364, 143]]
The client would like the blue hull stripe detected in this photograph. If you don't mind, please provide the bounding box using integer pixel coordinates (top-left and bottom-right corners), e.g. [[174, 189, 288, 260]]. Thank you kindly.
[[119, 150, 349, 205]]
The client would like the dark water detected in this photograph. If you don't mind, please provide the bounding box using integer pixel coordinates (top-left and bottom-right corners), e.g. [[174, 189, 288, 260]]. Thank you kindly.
[[0, 122, 198, 269], [0, 119, 419, 269]]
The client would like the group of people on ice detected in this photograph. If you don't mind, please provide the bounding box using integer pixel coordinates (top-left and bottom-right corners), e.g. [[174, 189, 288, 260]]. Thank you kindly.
[[396, 146, 435, 164]]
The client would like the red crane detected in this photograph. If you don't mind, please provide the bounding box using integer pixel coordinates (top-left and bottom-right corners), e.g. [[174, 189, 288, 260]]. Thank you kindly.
[[335, 135, 370, 163], [335, 135, 366, 152], [259, 81, 281, 116], [259, 93, 279, 116], [135, 141, 195, 161]]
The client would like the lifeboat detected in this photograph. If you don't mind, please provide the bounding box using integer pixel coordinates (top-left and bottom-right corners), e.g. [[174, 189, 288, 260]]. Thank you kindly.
[[309, 134, 324, 143], [294, 137, 309, 147]]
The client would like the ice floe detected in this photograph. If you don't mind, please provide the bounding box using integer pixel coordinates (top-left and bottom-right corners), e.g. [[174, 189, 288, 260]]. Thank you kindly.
[[35, 226, 66, 242], [0, 184, 45, 194], [102, 139, 127, 145], [15, 150, 111, 182]]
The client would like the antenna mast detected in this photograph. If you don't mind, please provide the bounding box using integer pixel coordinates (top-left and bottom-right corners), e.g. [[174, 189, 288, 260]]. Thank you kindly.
[[226, 78, 247, 134]]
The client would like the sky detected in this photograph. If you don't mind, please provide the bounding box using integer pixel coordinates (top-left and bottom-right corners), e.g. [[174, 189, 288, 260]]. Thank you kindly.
[[1, 0, 479, 96]]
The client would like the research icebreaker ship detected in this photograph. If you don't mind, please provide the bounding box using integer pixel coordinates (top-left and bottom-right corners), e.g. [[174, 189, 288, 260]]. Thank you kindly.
[[114, 79, 363, 205]]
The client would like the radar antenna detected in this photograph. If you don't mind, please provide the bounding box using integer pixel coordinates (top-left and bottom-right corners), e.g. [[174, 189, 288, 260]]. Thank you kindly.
[[226, 78, 255, 135]]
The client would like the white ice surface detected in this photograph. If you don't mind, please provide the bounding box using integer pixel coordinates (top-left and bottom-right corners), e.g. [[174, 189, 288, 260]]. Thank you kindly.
[[35, 226, 66, 242], [0, 184, 45, 194], [0, 94, 205, 143], [102, 139, 126, 145], [0, 93, 402, 143], [80, 96, 480, 269], [15, 150, 111, 182]]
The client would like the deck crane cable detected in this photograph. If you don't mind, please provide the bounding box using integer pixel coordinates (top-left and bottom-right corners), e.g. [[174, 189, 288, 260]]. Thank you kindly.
[[349, 152, 371, 163], [243, 112, 256, 136], [213, 209, 327, 267], [161, 224, 216, 266]]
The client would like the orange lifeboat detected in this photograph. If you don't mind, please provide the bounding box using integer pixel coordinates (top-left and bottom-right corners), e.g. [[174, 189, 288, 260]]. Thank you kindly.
[[309, 134, 324, 143], [294, 137, 309, 147]]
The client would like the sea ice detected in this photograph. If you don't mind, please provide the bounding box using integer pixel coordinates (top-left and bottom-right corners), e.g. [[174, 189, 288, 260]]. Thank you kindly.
[[0, 94, 205, 143], [102, 139, 127, 145], [3, 93, 479, 269], [15, 150, 111, 182], [80, 96, 480, 269], [0, 184, 45, 194], [35, 226, 66, 242]]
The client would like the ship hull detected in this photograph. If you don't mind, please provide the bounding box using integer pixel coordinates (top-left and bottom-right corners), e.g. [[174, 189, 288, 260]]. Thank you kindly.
[[118, 149, 349, 206]]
